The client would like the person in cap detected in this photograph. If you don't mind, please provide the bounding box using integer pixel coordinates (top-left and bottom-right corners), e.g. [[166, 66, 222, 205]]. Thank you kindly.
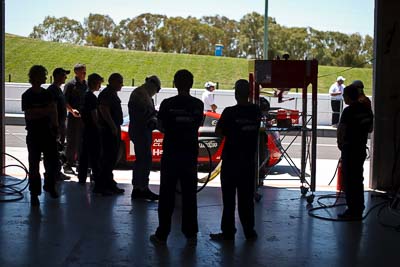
[[202, 81, 218, 112], [329, 76, 346, 126], [128, 75, 161, 200], [210, 79, 261, 242], [337, 84, 373, 220], [22, 65, 59, 206], [46, 67, 71, 181], [150, 69, 204, 245], [63, 63, 88, 174], [77, 73, 105, 193], [97, 73, 125, 194]]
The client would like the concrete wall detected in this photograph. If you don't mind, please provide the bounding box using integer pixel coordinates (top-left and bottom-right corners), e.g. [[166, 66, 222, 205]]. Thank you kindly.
[[5, 82, 372, 126]]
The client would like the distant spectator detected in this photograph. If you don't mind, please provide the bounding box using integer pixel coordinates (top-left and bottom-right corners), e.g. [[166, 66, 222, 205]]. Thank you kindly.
[[329, 76, 346, 126], [202, 81, 218, 112]]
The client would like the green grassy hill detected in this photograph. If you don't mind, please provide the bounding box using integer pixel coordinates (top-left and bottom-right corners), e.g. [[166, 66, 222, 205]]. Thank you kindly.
[[5, 33, 373, 95]]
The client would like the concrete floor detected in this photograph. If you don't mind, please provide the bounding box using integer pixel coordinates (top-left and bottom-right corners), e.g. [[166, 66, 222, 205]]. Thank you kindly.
[[1, 177, 399, 267]]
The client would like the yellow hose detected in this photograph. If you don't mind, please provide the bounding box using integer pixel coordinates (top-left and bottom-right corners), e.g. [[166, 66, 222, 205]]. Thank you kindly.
[[198, 160, 222, 183]]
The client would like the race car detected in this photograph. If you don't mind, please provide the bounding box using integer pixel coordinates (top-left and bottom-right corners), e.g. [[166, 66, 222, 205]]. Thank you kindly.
[[118, 111, 283, 170]]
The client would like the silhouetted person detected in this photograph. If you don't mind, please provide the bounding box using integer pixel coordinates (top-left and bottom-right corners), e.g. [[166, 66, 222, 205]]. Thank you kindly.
[[98, 73, 125, 195], [337, 84, 373, 220], [78, 73, 104, 192], [22, 65, 59, 206], [46, 67, 71, 181], [329, 76, 346, 126], [128, 75, 161, 200], [210, 79, 261, 241], [150, 69, 204, 245], [63, 63, 87, 174]]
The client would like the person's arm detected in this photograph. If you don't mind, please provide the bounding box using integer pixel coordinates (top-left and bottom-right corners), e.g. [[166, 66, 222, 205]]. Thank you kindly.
[[49, 102, 59, 130], [329, 84, 342, 96], [98, 104, 118, 136], [64, 83, 81, 117], [66, 103, 81, 118], [215, 110, 227, 137], [337, 108, 348, 150], [157, 101, 166, 133], [337, 123, 346, 151]]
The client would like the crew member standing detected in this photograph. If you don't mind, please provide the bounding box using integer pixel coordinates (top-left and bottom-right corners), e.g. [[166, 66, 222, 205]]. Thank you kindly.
[[63, 63, 87, 174], [210, 79, 261, 241], [78, 73, 104, 189], [202, 81, 218, 112], [22, 65, 59, 206], [98, 73, 125, 194], [150, 69, 204, 245], [329, 76, 346, 127], [47, 67, 71, 181], [128, 75, 161, 200], [337, 84, 373, 220]]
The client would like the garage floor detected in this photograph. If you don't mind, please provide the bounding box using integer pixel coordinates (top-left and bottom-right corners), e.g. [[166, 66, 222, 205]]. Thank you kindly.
[[0, 178, 399, 267]]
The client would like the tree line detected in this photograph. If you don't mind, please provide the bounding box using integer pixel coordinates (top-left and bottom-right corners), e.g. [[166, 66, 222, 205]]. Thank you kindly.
[[30, 12, 373, 68]]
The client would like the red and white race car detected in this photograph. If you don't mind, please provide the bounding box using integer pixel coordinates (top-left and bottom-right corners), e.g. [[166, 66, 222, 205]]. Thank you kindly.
[[118, 111, 282, 170]]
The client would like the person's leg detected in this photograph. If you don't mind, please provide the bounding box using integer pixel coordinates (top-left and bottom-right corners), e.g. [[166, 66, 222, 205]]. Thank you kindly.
[[100, 130, 113, 188], [100, 129, 123, 193], [343, 151, 366, 214], [27, 134, 42, 197], [220, 161, 237, 237], [180, 161, 198, 238], [77, 129, 89, 183], [42, 133, 59, 198], [237, 164, 257, 239], [155, 158, 178, 241], [88, 130, 103, 190], [131, 127, 152, 189], [331, 100, 340, 125], [65, 116, 77, 167]]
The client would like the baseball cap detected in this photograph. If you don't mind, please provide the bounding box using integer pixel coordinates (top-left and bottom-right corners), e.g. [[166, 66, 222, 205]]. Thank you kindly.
[[52, 68, 70, 77], [146, 75, 161, 92], [204, 81, 216, 88], [337, 76, 346, 81]]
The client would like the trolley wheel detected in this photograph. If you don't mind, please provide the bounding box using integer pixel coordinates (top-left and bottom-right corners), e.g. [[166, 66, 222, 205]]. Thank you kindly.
[[254, 192, 262, 202], [306, 194, 315, 204], [300, 185, 309, 196]]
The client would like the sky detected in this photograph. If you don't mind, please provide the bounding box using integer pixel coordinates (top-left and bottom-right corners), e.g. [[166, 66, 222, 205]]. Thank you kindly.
[[5, 0, 375, 37]]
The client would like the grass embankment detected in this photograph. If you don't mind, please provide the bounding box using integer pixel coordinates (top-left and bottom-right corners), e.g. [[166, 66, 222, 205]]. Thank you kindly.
[[5, 33, 372, 95]]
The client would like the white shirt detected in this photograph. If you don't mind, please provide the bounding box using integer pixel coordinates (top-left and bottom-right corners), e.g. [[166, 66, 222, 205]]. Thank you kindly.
[[329, 82, 345, 100], [202, 90, 216, 111]]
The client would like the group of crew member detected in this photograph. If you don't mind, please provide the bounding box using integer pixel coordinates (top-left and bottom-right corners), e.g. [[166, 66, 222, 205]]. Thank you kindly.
[[22, 63, 372, 246], [22, 64, 127, 204]]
